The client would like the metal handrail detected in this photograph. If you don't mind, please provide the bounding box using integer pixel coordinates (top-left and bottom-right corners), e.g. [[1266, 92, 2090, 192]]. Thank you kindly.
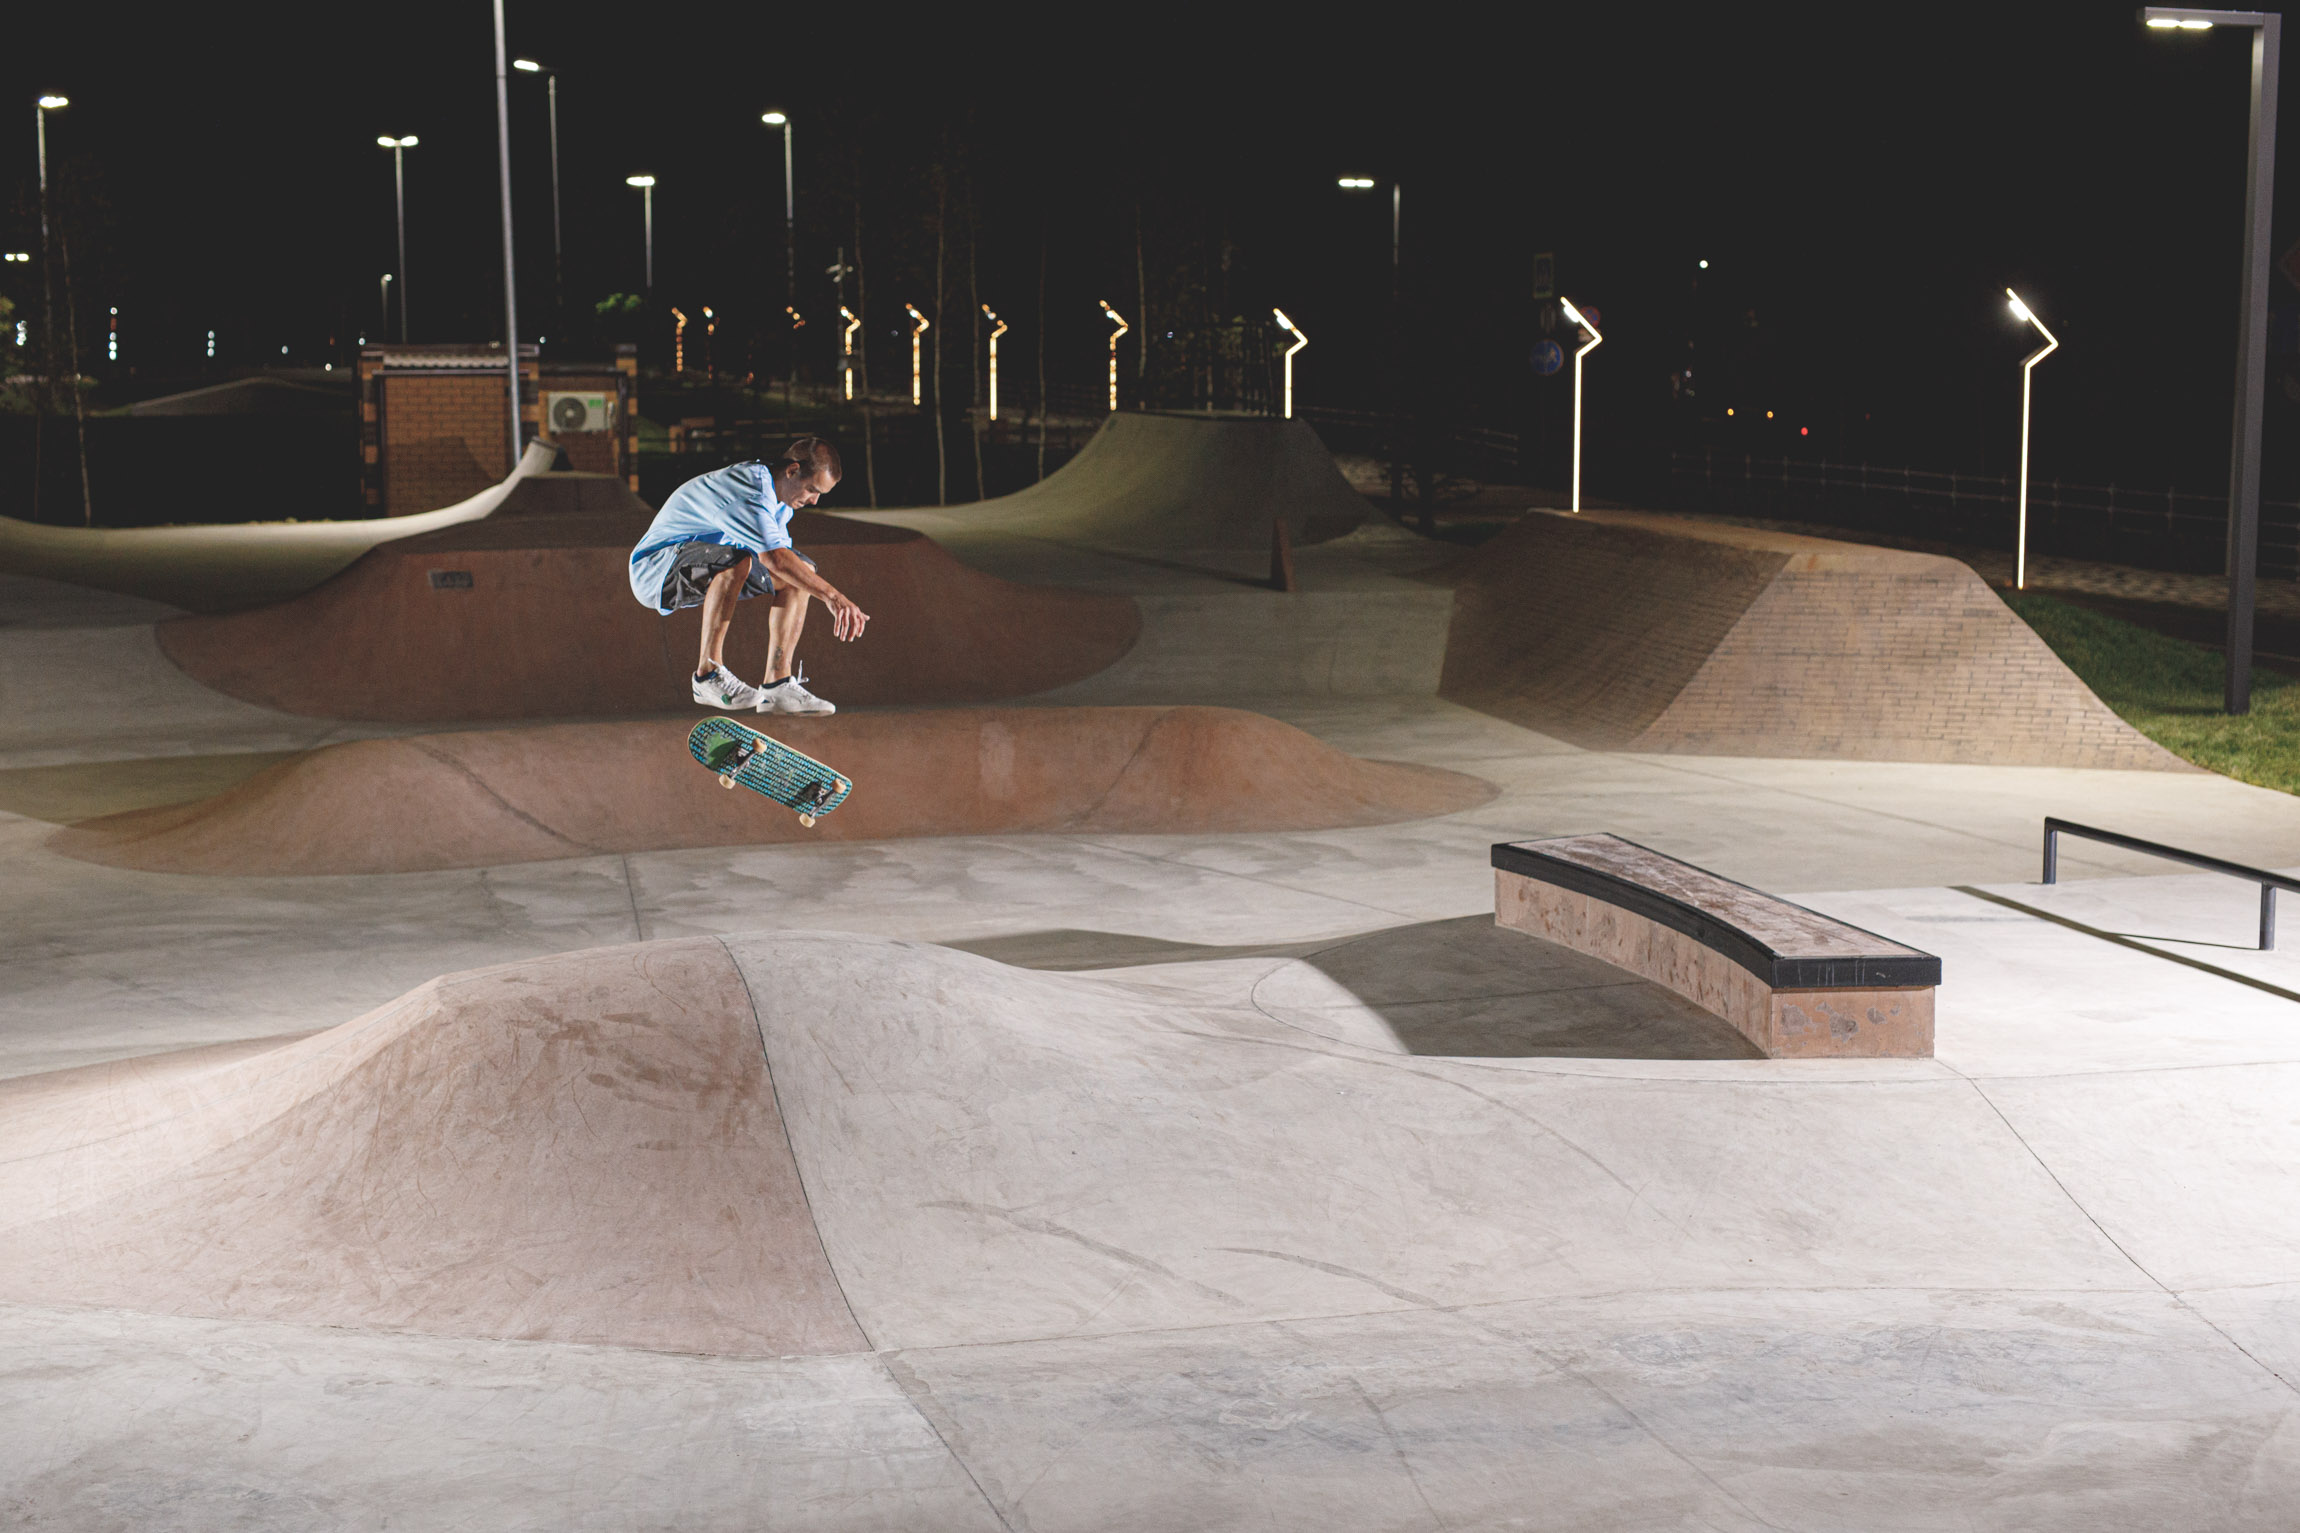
[[2043, 817, 2300, 950]]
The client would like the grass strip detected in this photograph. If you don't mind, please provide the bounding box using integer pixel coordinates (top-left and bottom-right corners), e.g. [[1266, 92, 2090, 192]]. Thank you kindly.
[[2005, 590, 2300, 794]]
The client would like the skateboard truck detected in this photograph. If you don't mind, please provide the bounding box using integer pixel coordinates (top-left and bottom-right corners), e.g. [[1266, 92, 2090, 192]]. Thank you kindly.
[[796, 778, 836, 828], [714, 736, 763, 788]]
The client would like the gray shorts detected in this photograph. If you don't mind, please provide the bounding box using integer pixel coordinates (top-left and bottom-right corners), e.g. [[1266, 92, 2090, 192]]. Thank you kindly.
[[658, 542, 814, 612]]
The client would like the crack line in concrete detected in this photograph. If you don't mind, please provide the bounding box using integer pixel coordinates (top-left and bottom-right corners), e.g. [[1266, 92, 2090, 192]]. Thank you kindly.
[[1942, 1055, 2300, 1401]]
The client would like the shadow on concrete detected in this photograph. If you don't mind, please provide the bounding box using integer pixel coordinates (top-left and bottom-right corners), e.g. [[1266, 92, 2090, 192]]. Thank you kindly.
[[946, 915, 1759, 1060], [942, 929, 1332, 971]]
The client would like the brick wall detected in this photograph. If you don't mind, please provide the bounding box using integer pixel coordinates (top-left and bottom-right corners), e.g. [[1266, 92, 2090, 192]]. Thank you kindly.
[[381, 373, 515, 516]]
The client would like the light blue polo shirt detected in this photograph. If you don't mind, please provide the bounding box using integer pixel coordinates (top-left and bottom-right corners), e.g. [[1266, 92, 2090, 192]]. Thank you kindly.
[[628, 461, 797, 613]]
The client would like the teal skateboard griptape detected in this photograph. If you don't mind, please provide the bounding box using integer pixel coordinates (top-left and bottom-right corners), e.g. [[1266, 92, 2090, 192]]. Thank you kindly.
[[687, 717, 853, 824]]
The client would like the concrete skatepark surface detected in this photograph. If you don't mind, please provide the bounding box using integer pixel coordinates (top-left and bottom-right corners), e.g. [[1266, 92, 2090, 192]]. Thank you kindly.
[[0, 437, 562, 612], [53, 706, 1493, 875], [1443, 508, 2186, 768], [10, 413, 2300, 1528], [156, 473, 1143, 720]]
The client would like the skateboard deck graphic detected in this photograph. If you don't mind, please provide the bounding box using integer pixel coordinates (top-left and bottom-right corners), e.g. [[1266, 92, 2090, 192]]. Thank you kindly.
[[687, 718, 854, 827]]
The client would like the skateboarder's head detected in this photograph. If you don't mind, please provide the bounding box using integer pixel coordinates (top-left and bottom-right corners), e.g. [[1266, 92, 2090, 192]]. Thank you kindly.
[[774, 436, 843, 507]]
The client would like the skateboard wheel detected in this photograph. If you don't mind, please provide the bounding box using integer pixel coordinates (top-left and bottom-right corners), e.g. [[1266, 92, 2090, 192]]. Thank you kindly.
[[798, 813, 817, 828], [718, 773, 736, 789]]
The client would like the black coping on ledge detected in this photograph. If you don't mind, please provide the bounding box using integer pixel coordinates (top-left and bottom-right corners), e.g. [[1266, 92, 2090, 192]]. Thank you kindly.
[[1492, 836, 1943, 992]]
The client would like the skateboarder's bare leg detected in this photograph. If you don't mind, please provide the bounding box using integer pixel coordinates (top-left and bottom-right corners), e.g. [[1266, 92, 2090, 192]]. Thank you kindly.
[[765, 585, 811, 682], [697, 556, 753, 676]]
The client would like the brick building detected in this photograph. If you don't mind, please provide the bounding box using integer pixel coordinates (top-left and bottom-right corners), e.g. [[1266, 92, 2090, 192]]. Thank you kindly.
[[359, 344, 639, 515]]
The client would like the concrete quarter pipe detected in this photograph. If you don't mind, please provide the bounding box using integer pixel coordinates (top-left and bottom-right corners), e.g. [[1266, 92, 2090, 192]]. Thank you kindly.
[[1441, 509, 2188, 769], [0, 438, 562, 613], [155, 473, 1143, 721], [937, 411, 1369, 550]]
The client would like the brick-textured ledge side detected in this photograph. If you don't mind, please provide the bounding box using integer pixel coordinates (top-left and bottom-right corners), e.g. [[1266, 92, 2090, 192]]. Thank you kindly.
[[1494, 869, 1935, 1059]]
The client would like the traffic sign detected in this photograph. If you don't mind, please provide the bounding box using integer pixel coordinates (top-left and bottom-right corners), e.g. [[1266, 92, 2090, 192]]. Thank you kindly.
[[1531, 339, 1564, 376]]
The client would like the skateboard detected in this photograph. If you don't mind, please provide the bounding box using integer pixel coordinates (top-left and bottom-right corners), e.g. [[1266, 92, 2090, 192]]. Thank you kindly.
[[687, 717, 853, 828]]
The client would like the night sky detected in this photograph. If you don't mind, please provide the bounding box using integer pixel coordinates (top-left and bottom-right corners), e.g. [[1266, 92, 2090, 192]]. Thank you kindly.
[[7, 5, 2299, 492]]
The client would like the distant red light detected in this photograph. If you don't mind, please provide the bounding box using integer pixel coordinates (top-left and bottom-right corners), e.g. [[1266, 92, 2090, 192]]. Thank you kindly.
[[1799, 426, 1809, 436]]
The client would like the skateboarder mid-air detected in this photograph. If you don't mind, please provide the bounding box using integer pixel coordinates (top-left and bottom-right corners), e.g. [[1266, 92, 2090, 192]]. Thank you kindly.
[[627, 435, 870, 715]]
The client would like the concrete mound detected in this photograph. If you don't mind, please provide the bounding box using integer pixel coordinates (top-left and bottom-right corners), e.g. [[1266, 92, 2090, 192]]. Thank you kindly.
[[946, 411, 1369, 549], [0, 927, 2111, 1366], [52, 705, 1494, 875], [1441, 509, 2188, 769], [0, 939, 864, 1357], [155, 475, 1141, 720], [0, 438, 562, 613]]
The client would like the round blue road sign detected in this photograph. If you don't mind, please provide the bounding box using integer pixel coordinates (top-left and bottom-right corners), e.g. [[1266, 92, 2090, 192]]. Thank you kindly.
[[1531, 338, 1564, 376]]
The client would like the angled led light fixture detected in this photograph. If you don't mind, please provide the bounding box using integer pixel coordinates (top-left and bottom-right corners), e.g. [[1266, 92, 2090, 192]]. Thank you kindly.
[[2006, 288, 2059, 591], [1559, 296, 1604, 513], [906, 303, 929, 406], [1100, 300, 1128, 412], [1273, 308, 1308, 420], [840, 305, 860, 400], [983, 304, 1007, 420]]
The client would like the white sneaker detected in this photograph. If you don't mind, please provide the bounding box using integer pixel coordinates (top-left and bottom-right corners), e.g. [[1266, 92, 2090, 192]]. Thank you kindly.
[[692, 665, 765, 710], [756, 664, 836, 716]]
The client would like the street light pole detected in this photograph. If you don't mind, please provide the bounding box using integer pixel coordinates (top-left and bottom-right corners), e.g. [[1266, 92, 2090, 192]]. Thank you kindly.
[[1338, 175, 1407, 509], [627, 176, 656, 295], [490, 0, 523, 474], [377, 135, 418, 341], [763, 112, 795, 394], [2006, 289, 2059, 592], [514, 60, 563, 329], [31, 95, 65, 522], [1559, 296, 1603, 514], [2144, 6, 2280, 714]]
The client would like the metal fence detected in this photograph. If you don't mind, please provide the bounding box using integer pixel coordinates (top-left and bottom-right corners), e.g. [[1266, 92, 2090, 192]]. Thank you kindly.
[[1658, 448, 2297, 580]]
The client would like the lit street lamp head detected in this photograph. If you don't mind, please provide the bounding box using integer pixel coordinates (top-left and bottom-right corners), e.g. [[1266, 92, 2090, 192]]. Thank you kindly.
[[37, 96, 67, 110], [2143, 10, 2216, 29], [1337, 176, 1375, 190], [377, 135, 418, 149], [626, 174, 656, 188], [514, 58, 546, 72], [761, 111, 788, 126]]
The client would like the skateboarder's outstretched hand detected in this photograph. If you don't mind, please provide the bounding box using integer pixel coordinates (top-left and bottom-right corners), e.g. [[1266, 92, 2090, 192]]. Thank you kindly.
[[827, 592, 870, 643]]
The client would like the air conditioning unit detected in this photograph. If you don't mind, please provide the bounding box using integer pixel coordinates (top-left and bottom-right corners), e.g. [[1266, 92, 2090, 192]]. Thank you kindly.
[[545, 391, 614, 434]]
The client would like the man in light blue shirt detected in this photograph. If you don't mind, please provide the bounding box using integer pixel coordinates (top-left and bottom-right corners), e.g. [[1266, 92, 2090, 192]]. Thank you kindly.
[[628, 435, 869, 714]]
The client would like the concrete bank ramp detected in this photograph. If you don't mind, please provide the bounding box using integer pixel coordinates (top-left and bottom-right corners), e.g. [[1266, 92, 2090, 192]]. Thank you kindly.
[[52, 706, 1494, 875], [156, 477, 1141, 721], [0, 930, 2135, 1362], [0, 437, 562, 613], [1442, 509, 2187, 768], [937, 411, 1368, 550]]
